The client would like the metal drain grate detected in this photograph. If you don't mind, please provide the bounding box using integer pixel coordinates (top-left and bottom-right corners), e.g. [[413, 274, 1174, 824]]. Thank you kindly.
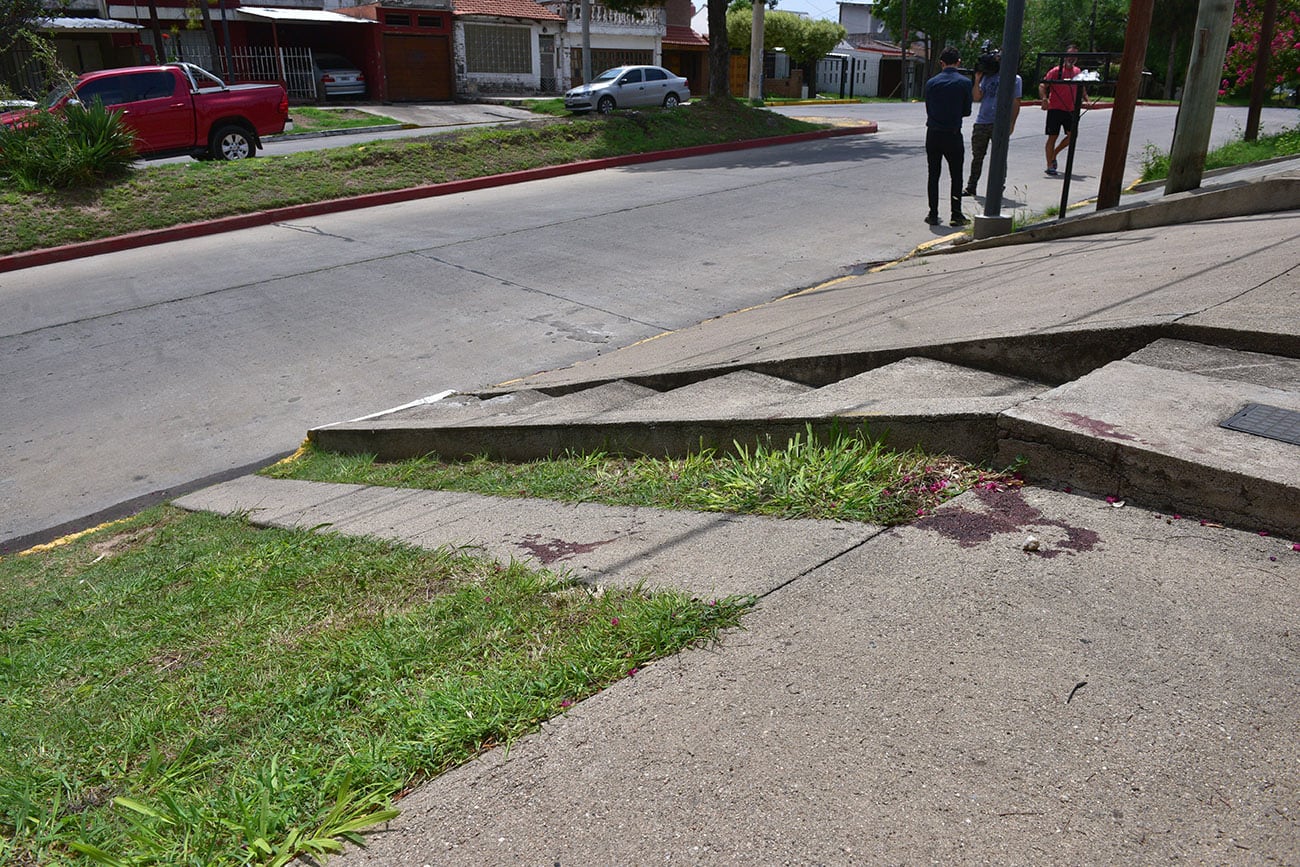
[[1220, 403, 1300, 446]]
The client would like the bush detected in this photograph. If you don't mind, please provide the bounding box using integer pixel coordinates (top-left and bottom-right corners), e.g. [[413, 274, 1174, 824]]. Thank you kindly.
[[0, 100, 136, 191]]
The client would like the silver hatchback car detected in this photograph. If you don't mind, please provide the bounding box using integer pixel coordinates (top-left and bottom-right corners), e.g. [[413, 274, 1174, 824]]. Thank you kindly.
[[564, 65, 690, 114]]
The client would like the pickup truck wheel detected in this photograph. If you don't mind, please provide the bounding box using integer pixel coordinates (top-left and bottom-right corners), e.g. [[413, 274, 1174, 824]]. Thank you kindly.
[[211, 125, 254, 161]]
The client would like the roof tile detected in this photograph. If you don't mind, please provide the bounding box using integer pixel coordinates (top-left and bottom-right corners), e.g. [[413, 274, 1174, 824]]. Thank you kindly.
[[453, 0, 565, 21]]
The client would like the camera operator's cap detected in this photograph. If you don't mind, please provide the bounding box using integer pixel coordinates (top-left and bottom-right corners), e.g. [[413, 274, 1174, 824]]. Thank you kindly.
[[940, 46, 960, 64]]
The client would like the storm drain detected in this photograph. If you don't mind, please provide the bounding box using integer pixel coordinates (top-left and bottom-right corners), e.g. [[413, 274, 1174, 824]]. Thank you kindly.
[[1220, 403, 1300, 446]]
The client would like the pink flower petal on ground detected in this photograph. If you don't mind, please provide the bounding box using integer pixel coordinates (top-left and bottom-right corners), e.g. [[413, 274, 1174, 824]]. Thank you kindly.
[[610, 617, 620, 626]]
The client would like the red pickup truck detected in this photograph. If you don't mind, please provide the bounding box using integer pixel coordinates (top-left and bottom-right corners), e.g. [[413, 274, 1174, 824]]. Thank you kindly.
[[1, 63, 288, 161]]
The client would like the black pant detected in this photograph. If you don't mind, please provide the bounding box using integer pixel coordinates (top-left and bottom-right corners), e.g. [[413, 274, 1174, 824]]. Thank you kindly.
[[926, 128, 964, 219]]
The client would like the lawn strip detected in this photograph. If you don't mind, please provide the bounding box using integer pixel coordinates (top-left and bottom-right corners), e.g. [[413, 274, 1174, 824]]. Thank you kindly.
[[0, 101, 825, 255], [0, 507, 746, 865]]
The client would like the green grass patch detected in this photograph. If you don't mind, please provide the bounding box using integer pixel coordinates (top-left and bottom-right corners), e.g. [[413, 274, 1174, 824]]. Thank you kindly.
[[0, 507, 746, 865], [285, 107, 401, 134], [266, 428, 1011, 525], [0, 100, 824, 255], [1139, 122, 1300, 182]]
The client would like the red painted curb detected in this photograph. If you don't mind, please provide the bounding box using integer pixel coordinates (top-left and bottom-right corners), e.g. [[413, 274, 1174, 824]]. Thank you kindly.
[[0, 123, 876, 274]]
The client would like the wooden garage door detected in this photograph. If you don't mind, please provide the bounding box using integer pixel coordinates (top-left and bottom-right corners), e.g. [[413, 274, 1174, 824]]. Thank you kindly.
[[383, 33, 452, 101]]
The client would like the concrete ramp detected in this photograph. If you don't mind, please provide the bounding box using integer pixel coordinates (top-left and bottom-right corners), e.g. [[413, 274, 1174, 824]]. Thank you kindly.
[[999, 340, 1300, 537]]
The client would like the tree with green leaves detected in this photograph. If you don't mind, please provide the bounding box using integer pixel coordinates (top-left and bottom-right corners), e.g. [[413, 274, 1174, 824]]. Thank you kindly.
[[727, 9, 846, 96], [1, 0, 62, 55], [872, 0, 969, 72], [726, 9, 846, 65]]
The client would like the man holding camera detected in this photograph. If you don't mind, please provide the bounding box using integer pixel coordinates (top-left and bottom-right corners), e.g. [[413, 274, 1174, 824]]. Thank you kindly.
[[964, 47, 1021, 198], [923, 46, 973, 227]]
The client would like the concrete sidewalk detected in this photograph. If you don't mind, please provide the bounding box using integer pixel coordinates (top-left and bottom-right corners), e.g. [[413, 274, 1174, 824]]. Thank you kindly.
[[172, 159, 1300, 864], [177, 478, 1299, 864]]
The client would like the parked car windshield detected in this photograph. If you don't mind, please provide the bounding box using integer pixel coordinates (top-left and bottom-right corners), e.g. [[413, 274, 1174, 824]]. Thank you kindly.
[[39, 84, 72, 109], [591, 68, 624, 83]]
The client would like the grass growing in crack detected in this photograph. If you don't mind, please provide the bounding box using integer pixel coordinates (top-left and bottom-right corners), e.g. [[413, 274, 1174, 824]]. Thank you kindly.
[[0, 100, 824, 255], [0, 507, 746, 865], [267, 428, 1009, 524]]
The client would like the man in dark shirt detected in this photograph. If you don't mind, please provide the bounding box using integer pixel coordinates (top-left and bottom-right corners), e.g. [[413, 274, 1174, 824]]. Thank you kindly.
[[923, 46, 973, 227]]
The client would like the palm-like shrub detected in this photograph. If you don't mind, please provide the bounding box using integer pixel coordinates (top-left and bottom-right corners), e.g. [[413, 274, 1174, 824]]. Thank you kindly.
[[0, 100, 136, 191]]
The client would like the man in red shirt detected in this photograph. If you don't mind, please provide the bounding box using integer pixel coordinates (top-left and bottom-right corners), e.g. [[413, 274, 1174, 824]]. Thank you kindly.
[[1039, 46, 1080, 175]]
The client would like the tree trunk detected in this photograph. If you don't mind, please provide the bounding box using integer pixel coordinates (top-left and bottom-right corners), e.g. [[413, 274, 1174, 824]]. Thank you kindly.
[[1163, 28, 1177, 98], [708, 0, 730, 99], [1244, 0, 1278, 141]]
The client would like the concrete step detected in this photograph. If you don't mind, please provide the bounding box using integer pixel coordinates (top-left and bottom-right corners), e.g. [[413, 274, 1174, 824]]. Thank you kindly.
[[309, 362, 1043, 466], [462, 380, 658, 426], [778, 357, 1048, 418], [597, 370, 813, 422], [997, 339, 1300, 537]]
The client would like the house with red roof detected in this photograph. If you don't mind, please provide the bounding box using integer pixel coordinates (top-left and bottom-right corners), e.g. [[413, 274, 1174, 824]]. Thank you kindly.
[[6, 0, 709, 102]]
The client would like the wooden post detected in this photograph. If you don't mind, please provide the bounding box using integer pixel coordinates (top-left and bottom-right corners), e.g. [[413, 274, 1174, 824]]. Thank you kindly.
[[1097, 0, 1155, 209]]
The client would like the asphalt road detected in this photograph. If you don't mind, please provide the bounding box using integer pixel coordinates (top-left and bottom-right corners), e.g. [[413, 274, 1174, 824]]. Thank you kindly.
[[2, 103, 1292, 550]]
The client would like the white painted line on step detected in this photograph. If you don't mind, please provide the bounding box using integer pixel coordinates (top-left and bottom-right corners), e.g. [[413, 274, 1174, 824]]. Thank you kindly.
[[340, 389, 457, 424]]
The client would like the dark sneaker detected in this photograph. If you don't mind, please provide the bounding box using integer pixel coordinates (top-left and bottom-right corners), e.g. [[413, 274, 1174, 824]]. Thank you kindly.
[[962, 187, 977, 197], [924, 213, 941, 225], [950, 216, 969, 227], [1046, 160, 1058, 176]]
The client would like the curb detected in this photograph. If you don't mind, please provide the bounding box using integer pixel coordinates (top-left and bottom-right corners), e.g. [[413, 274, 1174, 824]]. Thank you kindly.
[[0, 124, 876, 274], [267, 122, 414, 142]]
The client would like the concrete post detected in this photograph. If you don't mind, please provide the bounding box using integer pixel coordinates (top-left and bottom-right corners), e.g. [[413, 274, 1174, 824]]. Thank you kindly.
[[973, 0, 1025, 240], [749, 2, 765, 102], [1165, 0, 1234, 194]]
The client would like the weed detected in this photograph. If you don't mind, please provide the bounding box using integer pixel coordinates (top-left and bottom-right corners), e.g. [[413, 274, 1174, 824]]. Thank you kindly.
[[0, 508, 747, 864], [267, 427, 1010, 525]]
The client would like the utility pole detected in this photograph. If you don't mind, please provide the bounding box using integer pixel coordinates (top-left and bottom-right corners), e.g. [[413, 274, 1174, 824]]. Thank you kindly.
[[749, 0, 765, 102], [1165, 0, 1234, 194], [973, 0, 1025, 238], [1097, 0, 1155, 209], [1245, 0, 1278, 141], [899, 0, 908, 99], [581, 0, 592, 85]]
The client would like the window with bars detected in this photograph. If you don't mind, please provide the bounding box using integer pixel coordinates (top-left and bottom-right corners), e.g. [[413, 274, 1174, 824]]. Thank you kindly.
[[463, 24, 532, 74]]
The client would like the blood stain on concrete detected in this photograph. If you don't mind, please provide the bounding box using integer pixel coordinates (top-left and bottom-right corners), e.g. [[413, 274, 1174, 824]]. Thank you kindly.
[[518, 533, 616, 564], [917, 486, 1101, 557], [1059, 411, 1137, 441]]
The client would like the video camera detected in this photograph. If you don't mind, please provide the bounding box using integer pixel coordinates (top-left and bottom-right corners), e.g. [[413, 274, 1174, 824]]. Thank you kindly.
[[976, 40, 1001, 75]]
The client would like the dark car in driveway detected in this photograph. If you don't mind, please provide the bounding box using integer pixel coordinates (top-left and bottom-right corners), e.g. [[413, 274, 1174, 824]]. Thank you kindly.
[[564, 65, 690, 114]]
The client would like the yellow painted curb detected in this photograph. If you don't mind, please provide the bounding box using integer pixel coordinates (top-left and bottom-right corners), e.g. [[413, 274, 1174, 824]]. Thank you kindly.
[[15, 517, 131, 557]]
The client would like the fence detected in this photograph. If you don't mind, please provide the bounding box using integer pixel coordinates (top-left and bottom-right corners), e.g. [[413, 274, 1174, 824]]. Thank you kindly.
[[143, 35, 318, 100]]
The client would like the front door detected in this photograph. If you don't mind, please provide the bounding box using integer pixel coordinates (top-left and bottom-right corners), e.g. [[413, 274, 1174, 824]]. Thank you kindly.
[[539, 35, 555, 93]]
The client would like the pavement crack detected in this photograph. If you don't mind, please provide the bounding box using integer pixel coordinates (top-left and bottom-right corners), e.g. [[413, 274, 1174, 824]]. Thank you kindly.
[[751, 526, 890, 602], [275, 222, 356, 242], [413, 252, 667, 331]]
